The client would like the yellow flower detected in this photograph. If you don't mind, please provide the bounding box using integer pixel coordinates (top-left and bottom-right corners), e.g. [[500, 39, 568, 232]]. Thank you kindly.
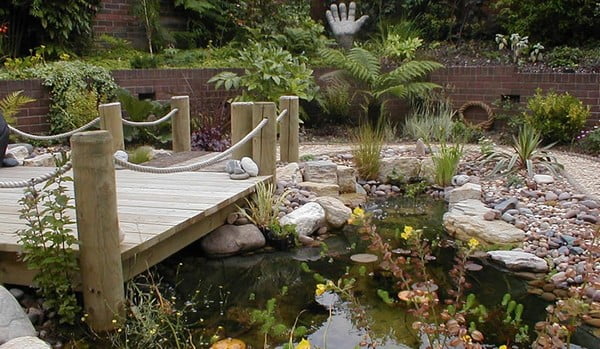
[[461, 334, 472, 343], [315, 284, 327, 296], [467, 238, 480, 249], [295, 338, 311, 349], [400, 226, 414, 240], [499, 345, 507, 349], [353, 207, 365, 217]]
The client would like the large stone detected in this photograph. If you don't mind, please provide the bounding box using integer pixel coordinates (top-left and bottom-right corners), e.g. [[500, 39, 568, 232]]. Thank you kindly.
[[200, 224, 265, 258], [494, 197, 519, 213], [337, 165, 356, 193], [241, 157, 259, 176], [277, 162, 302, 183], [0, 336, 50, 349], [415, 138, 427, 156], [443, 199, 525, 245], [23, 153, 55, 167], [303, 160, 338, 184], [313, 196, 352, 228], [339, 193, 367, 208], [378, 157, 421, 183], [279, 202, 326, 236], [445, 183, 481, 203], [7, 143, 33, 155], [533, 174, 554, 184], [4, 146, 28, 162], [298, 182, 339, 197], [0, 285, 36, 344], [420, 157, 435, 183], [487, 250, 549, 273]]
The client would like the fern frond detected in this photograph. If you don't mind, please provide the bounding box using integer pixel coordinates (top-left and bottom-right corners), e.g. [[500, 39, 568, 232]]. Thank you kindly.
[[376, 82, 441, 100], [0, 90, 36, 124], [344, 47, 381, 85], [385, 60, 443, 84]]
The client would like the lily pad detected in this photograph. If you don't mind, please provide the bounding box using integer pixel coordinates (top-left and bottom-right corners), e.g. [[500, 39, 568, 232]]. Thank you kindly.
[[465, 262, 483, 271], [350, 253, 378, 263], [411, 281, 439, 292]]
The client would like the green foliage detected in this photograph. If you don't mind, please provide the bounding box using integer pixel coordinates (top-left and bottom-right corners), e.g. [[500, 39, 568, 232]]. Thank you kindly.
[[0, 90, 35, 125], [317, 79, 353, 125], [250, 297, 306, 348], [351, 119, 385, 180], [130, 54, 161, 69], [239, 181, 291, 229], [493, 0, 600, 46], [107, 273, 201, 349], [484, 124, 563, 177], [17, 155, 80, 324], [546, 46, 584, 68], [403, 98, 456, 144], [495, 33, 544, 64], [208, 42, 319, 104], [478, 137, 496, 157], [27, 61, 117, 135], [128, 146, 154, 164], [451, 120, 484, 144], [117, 89, 171, 147], [132, 0, 167, 54], [524, 89, 590, 144], [432, 143, 463, 187], [319, 46, 442, 121], [577, 127, 600, 154]]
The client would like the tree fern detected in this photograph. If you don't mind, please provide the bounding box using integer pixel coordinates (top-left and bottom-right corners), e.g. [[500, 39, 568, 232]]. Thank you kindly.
[[0, 90, 36, 125]]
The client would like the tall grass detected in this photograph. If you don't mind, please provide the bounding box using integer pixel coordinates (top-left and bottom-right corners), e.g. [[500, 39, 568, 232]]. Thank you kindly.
[[432, 143, 463, 187], [352, 119, 385, 180], [403, 99, 456, 143]]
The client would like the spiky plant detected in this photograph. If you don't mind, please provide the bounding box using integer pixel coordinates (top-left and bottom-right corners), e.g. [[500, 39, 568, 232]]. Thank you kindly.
[[239, 181, 291, 229], [352, 118, 385, 180], [319, 47, 443, 120], [484, 125, 563, 177]]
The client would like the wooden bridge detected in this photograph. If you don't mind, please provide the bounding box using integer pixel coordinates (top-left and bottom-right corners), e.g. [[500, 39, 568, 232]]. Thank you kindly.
[[0, 95, 300, 331]]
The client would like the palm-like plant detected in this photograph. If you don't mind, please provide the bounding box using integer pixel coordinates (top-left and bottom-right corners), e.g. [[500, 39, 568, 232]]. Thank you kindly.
[[319, 47, 443, 120], [485, 125, 563, 177]]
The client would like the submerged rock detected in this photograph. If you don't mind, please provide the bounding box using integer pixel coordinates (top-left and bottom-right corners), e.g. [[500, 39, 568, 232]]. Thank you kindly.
[[487, 250, 549, 273]]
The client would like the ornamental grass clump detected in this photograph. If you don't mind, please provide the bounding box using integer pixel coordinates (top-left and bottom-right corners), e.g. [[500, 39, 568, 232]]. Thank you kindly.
[[432, 143, 463, 187], [239, 181, 291, 230], [351, 119, 385, 180], [484, 124, 563, 177]]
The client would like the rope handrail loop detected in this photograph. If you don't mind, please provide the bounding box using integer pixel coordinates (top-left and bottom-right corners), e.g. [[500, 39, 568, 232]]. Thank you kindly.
[[276, 109, 288, 123], [114, 118, 269, 174], [121, 108, 178, 127], [0, 162, 73, 189], [8, 118, 100, 141]]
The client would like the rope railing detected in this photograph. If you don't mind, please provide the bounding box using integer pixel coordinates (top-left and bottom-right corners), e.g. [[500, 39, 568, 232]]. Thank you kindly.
[[8, 118, 100, 141], [276, 109, 288, 123], [121, 108, 178, 127], [114, 118, 269, 174], [0, 162, 73, 189]]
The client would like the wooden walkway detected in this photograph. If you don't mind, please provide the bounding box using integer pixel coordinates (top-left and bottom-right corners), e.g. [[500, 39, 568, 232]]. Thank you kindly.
[[0, 166, 269, 286]]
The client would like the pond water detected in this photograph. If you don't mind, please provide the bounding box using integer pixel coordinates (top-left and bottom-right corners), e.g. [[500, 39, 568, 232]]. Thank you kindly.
[[152, 197, 590, 349]]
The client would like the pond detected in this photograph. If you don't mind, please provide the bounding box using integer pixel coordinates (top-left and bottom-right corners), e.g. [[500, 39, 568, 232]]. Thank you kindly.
[[150, 196, 591, 349]]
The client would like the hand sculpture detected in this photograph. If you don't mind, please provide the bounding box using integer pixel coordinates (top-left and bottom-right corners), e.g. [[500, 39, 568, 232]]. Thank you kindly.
[[326, 2, 368, 49]]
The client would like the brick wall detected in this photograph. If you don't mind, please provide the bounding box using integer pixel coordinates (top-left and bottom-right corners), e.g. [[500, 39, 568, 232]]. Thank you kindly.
[[430, 66, 600, 126], [2, 66, 599, 134], [93, 0, 185, 49]]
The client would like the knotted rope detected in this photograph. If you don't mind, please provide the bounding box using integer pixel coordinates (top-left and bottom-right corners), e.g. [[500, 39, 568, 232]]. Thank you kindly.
[[0, 162, 72, 189], [8, 118, 100, 141], [121, 108, 178, 127], [114, 118, 269, 174]]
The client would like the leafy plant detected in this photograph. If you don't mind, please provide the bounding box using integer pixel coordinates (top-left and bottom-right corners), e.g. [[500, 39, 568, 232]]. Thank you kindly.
[[577, 126, 600, 154], [524, 89, 590, 144], [250, 297, 308, 348], [317, 79, 353, 125], [484, 124, 563, 177], [209, 42, 319, 105], [239, 181, 291, 230], [190, 102, 231, 152], [403, 98, 455, 144], [130, 54, 161, 69], [0, 90, 35, 125], [546, 46, 584, 68], [352, 118, 385, 180], [432, 143, 463, 187], [495, 33, 544, 64], [27, 61, 118, 135], [17, 154, 80, 324], [128, 146, 154, 164], [319, 46, 443, 123], [117, 89, 171, 147]]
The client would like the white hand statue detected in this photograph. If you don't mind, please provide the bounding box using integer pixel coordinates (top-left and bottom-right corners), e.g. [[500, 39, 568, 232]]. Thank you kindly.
[[326, 2, 369, 49]]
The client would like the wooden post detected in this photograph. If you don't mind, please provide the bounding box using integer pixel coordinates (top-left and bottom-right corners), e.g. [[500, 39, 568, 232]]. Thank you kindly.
[[71, 131, 124, 332], [252, 102, 277, 180], [231, 102, 254, 160], [99, 102, 124, 152], [171, 96, 191, 152], [278, 96, 300, 163]]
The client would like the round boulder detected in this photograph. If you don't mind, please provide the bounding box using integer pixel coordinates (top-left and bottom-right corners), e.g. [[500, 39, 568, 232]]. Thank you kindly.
[[313, 196, 351, 228], [200, 224, 265, 258]]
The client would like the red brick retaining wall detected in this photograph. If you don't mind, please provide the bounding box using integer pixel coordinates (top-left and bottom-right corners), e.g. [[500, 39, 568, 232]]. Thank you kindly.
[[2, 66, 599, 133]]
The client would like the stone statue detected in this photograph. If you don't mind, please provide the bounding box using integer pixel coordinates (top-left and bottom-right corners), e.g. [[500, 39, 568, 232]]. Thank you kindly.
[[0, 113, 18, 167], [326, 2, 368, 49]]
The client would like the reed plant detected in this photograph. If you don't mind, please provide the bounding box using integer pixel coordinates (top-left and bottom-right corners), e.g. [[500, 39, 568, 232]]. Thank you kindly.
[[352, 118, 385, 180], [432, 143, 464, 187], [239, 181, 291, 229]]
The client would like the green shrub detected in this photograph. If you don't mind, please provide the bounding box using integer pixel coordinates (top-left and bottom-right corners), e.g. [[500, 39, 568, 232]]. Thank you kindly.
[[128, 146, 154, 164], [524, 89, 590, 144], [546, 46, 584, 68], [117, 89, 171, 147], [318, 80, 353, 125], [172, 31, 198, 49], [577, 127, 600, 154], [130, 54, 161, 69], [28, 61, 118, 135]]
